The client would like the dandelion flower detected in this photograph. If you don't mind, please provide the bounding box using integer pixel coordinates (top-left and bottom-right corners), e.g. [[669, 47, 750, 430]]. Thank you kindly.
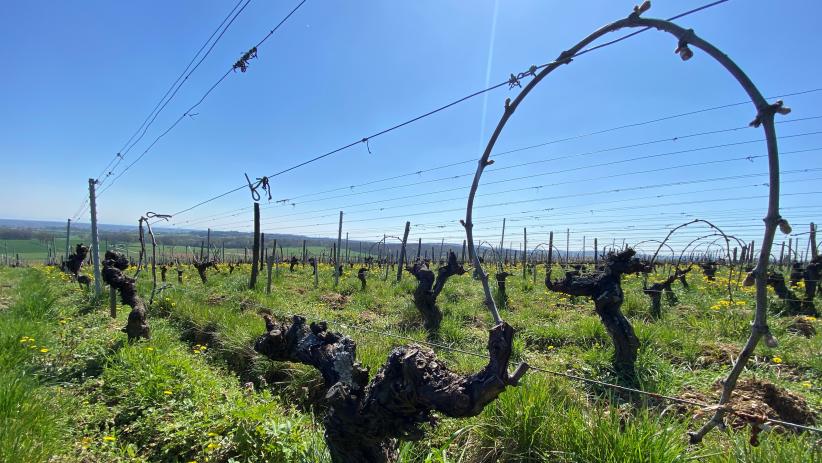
[[771, 356, 783, 364], [802, 381, 812, 389], [103, 436, 116, 442], [206, 442, 219, 450], [547, 345, 555, 350], [146, 347, 154, 351], [39, 347, 49, 353], [163, 390, 173, 395]]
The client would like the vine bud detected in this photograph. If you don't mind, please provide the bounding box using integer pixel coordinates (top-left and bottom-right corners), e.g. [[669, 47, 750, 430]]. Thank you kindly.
[[777, 218, 792, 235]]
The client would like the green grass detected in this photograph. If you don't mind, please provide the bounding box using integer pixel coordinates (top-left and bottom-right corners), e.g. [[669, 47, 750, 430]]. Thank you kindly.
[[0, 261, 819, 462], [0, 270, 66, 462]]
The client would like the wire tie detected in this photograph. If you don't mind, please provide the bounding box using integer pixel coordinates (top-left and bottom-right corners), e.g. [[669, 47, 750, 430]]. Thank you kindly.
[[508, 73, 521, 89]]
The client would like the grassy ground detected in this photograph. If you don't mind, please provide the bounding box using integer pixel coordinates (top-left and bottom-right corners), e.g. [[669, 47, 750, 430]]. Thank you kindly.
[[3, 237, 372, 266], [0, 261, 819, 462]]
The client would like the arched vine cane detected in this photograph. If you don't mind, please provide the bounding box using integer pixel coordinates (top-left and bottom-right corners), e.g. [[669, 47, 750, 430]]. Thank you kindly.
[[462, 4, 793, 443]]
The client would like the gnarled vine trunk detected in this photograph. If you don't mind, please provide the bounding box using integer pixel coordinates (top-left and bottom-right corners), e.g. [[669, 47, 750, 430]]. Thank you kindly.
[[495, 271, 510, 309], [766, 272, 801, 314], [102, 251, 150, 341], [789, 262, 804, 287], [408, 251, 466, 332], [700, 261, 718, 281], [254, 314, 527, 463], [193, 258, 217, 284], [546, 249, 647, 382], [64, 243, 90, 288], [801, 256, 820, 315], [643, 266, 689, 319]]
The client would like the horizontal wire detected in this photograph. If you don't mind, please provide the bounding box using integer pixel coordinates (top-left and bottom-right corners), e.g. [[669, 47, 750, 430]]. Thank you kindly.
[[200, 142, 822, 230], [171, 93, 822, 228], [163, 0, 740, 220], [92, 0, 308, 200]]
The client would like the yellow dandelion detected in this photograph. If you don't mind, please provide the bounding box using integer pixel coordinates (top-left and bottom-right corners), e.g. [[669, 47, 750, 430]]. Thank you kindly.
[[547, 345, 555, 350], [146, 347, 154, 351], [103, 435, 116, 442], [801, 381, 812, 389], [39, 347, 49, 353], [59, 319, 68, 324], [163, 390, 173, 395], [206, 442, 219, 450], [771, 356, 783, 364], [207, 432, 217, 437]]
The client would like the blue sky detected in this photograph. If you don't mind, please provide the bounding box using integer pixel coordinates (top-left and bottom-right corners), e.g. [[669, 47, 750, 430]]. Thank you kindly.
[[1, 0, 820, 252]]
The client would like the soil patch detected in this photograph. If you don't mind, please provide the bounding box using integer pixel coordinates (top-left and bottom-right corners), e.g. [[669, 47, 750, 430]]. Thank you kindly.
[[787, 316, 816, 338], [678, 379, 817, 432], [320, 292, 349, 310]]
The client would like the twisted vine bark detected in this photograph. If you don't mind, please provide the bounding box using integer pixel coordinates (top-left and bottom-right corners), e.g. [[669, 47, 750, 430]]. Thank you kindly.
[[801, 256, 820, 315], [254, 314, 527, 463], [789, 262, 804, 287], [700, 261, 718, 281], [643, 266, 689, 318], [678, 266, 691, 289], [495, 271, 511, 309], [64, 243, 90, 288], [407, 251, 466, 331], [546, 249, 647, 382], [193, 258, 217, 284], [64, 243, 88, 276], [766, 272, 801, 314], [102, 251, 149, 341]]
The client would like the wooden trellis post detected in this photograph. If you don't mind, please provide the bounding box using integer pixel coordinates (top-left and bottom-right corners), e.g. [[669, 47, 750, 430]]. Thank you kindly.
[[522, 228, 527, 279], [64, 218, 71, 262], [249, 203, 260, 289], [335, 211, 343, 287], [88, 178, 102, 296], [397, 221, 410, 282]]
